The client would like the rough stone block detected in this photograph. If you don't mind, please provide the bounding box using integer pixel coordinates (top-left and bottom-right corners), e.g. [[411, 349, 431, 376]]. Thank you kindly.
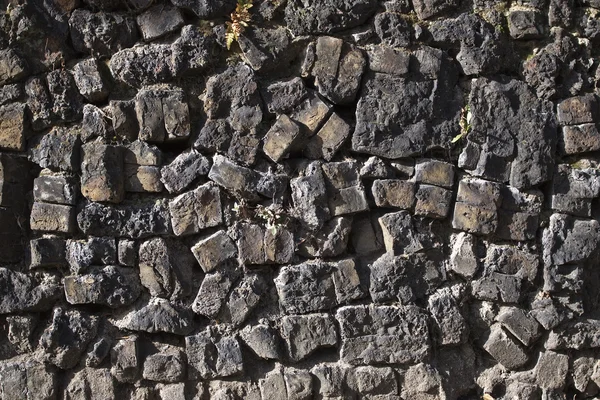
[[557, 94, 598, 125], [168, 182, 222, 236], [33, 173, 78, 205], [240, 325, 283, 360], [30, 127, 81, 172], [483, 324, 529, 370], [65, 266, 142, 308], [0, 268, 62, 313], [30, 202, 76, 233], [118, 239, 137, 267], [67, 237, 117, 273], [336, 305, 430, 365], [30, 237, 67, 268], [497, 306, 542, 346], [414, 158, 455, 188], [160, 149, 210, 194], [81, 143, 125, 203], [136, 3, 184, 41], [560, 124, 600, 154], [0, 103, 26, 151], [280, 314, 337, 361], [508, 9, 546, 39], [185, 328, 243, 379], [263, 114, 303, 162], [136, 88, 190, 142], [414, 184, 453, 218], [143, 346, 186, 383], [191, 230, 237, 273], [372, 179, 415, 209], [413, 0, 459, 19], [124, 164, 163, 193], [305, 112, 351, 161], [289, 92, 332, 134], [379, 210, 424, 255], [72, 58, 109, 103], [535, 351, 569, 390], [113, 298, 194, 336], [264, 228, 295, 264], [0, 361, 56, 400], [275, 262, 337, 314]]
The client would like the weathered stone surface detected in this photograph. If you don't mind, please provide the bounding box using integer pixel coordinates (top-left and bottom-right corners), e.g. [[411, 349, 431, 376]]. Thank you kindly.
[[118, 239, 136, 267], [285, 0, 378, 35], [223, 273, 267, 326], [428, 285, 468, 345], [136, 4, 184, 41], [557, 94, 598, 125], [240, 325, 283, 360], [349, 366, 399, 397], [111, 336, 139, 383], [262, 77, 308, 115], [65, 266, 141, 308], [0, 268, 62, 314], [138, 237, 194, 300], [143, 345, 186, 383], [171, 0, 235, 18], [64, 368, 115, 400], [414, 158, 455, 189], [70, 9, 138, 55], [305, 112, 351, 161], [40, 308, 100, 369], [186, 327, 243, 379], [275, 262, 336, 314], [124, 140, 161, 166], [367, 45, 410, 75], [30, 237, 67, 268], [0, 103, 27, 151], [168, 182, 222, 236], [379, 210, 425, 255], [135, 87, 190, 142], [124, 164, 163, 193], [113, 298, 194, 335], [545, 319, 600, 350], [72, 58, 109, 103], [80, 143, 124, 203], [459, 78, 557, 189], [352, 50, 462, 159], [30, 202, 76, 233], [289, 92, 332, 135], [452, 178, 501, 235], [264, 228, 295, 264], [0, 48, 29, 86], [78, 199, 171, 239], [372, 179, 415, 209], [291, 163, 330, 228], [535, 351, 569, 390], [0, 360, 56, 400], [191, 230, 237, 273], [66, 237, 117, 273], [297, 216, 352, 258], [543, 213, 600, 266], [160, 149, 210, 194], [263, 115, 303, 162], [192, 267, 240, 318], [497, 306, 542, 346], [374, 12, 412, 48], [30, 127, 81, 171], [415, 184, 453, 219], [33, 173, 78, 205], [508, 9, 546, 39], [311, 37, 366, 105], [336, 305, 430, 365], [560, 124, 600, 155], [483, 324, 529, 370], [280, 314, 337, 361], [413, 0, 459, 20]]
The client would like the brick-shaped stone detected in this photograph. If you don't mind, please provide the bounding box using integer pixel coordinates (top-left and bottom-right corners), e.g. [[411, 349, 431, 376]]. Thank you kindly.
[[30, 202, 75, 233], [0, 103, 26, 151], [81, 143, 125, 203], [263, 114, 302, 162], [191, 230, 237, 273], [168, 182, 222, 236], [415, 184, 452, 218], [372, 179, 415, 209]]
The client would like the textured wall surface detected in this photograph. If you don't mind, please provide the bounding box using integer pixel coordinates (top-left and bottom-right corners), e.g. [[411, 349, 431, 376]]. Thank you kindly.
[[1, 0, 600, 398]]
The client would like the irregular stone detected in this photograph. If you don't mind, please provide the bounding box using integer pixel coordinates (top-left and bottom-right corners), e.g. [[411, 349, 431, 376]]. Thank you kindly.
[[0, 360, 56, 400], [0, 84, 22, 107], [367, 45, 410, 76], [109, 100, 138, 141], [240, 325, 283, 360], [328, 185, 369, 216], [168, 182, 222, 236], [65, 266, 141, 308], [118, 239, 136, 267], [0, 103, 27, 151], [401, 363, 443, 399], [348, 366, 398, 397], [40, 308, 100, 369], [124, 140, 162, 166], [124, 165, 163, 193], [275, 262, 336, 314], [322, 160, 361, 189], [452, 178, 501, 235], [235, 223, 266, 265], [336, 305, 430, 365], [33, 173, 78, 205], [263, 115, 303, 162], [459, 77, 557, 189], [289, 92, 332, 134], [557, 94, 598, 125], [78, 199, 171, 239], [81, 104, 112, 142], [0, 268, 62, 314], [312, 37, 366, 105], [170, 0, 235, 18], [372, 179, 415, 209], [415, 184, 453, 219], [30, 127, 81, 172], [497, 306, 542, 346], [280, 314, 338, 361], [109, 44, 174, 87], [428, 285, 468, 345], [46, 70, 84, 123], [285, 0, 378, 35], [350, 214, 384, 255], [69, 9, 138, 57], [483, 324, 529, 370], [264, 228, 295, 265], [535, 351, 569, 390], [413, 0, 459, 19], [543, 213, 600, 266], [291, 163, 330, 228], [30, 237, 67, 268], [138, 237, 194, 300], [260, 368, 288, 400], [111, 336, 139, 383], [80, 143, 124, 203], [208, 154, 262, 200], [136, 87, 190, 142], [508, 9, 546, 39], [370, 252, 445, 304], [222, 273, 267, 326], [113, 298, 194, 335], [352, 54, 462, 159], [192, 269, 239, 318], [143, 345, 186, 383], [160, 149, 210, 194], [378, 210, 424, 255], [414, 158, 455, 188], [191, 230, 237, 273], [136, 4, 184, 41], [185, 327, 243, 379], [238, 26, 292, 73], [0, 48, 29, 85], [297, 216, 352, 258], [284, 368, 313, 400], [305, 112, 351, 161], [311, 364, 347, 398], [262, 77, 308, 115], [25, 76, 53, 131], [30, 202, 76, 233], [65, 237, 114, 273], [72, 58, 109, 103], [64, 368, 115, 400]]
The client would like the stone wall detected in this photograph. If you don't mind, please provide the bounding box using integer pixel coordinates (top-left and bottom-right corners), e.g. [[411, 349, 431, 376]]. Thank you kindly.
[[1, 0, 600, 398]]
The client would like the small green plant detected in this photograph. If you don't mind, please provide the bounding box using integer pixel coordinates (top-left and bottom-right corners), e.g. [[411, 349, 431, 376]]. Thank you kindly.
[[232, 200, 288, 235], [452, 104, 473, 143], [225, 0, 253, 50]]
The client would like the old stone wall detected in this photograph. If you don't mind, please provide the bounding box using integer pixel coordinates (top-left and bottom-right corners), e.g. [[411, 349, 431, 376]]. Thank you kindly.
[[1, 0, 600, 398]]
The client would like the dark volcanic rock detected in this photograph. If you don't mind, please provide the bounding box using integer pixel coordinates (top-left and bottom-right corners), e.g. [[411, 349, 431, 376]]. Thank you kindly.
[[285, 0, 378, 35]]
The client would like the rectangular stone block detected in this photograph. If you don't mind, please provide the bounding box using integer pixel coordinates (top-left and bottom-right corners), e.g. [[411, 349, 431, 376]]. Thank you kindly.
[[414, 158, 455, 188], [124, 164, 163, 193], [0, 103, 26, 151], [33, 174, 78, 205], [557, 94, 598, 125], [168, 182, 222, 236], [305, 112, 351, 161], [414, 184, 452, 218], [30, 202, 76, 233], [81, 143, 124, 203], [372, 179, 415, 209], [30, 237, 67, 268], [262, 114, 302, 162]]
